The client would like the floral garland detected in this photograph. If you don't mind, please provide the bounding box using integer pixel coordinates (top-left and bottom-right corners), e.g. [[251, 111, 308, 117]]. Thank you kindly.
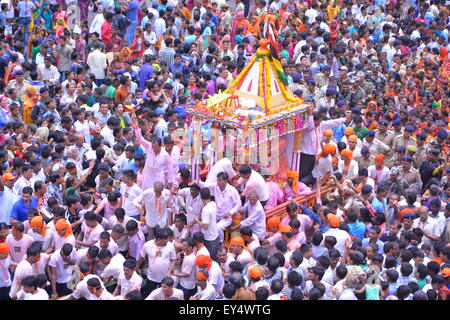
[[258, 58, 263, 101], [265, 57, 272, 114]]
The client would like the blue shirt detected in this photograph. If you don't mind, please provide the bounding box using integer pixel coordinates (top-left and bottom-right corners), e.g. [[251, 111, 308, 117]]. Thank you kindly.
[[11, 196, 38, 222], [139, 63, 154, 90], [173, 105, 187, 118], [348, 222, 366, 239], [371, 197, 387, 214], [332, 124, 346, 142], [362, 238, 384, 255], [169, 62, 190, 78], [18, 0, 36, 17], [126, 0, 139, 23]]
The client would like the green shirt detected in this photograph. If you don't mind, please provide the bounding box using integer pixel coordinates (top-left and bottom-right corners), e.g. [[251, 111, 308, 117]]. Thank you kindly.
[[353, 126, 368, 140], [104, 85, 116, 99], [365, 285, 380, 300], [417, 278, 427, 290], [86, 41, 106, 53], [32, 46, 40, 62]]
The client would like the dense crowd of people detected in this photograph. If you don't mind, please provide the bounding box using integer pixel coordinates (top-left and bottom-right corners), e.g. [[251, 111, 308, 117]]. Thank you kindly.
[[0, 0, 449, 301]]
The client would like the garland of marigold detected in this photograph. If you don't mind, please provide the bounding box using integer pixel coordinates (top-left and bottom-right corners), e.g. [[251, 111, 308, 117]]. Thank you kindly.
[[266, 58, 272, 114]]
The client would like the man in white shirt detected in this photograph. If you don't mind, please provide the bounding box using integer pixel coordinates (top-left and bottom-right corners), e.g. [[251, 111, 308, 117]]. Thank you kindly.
[[99, 249, 126, 282], [18, 275, 49, 300], [172, 237, 197, 300], [177, 184, 204, 236], [137, 228, 176, 298], [230, 191, 266, 242], [133, 181, 178, 234], [13, 164, 33, 197], [195, 188, 220, 259], [413, 206, 439, 247], [201, 172, 241, 242], [205, 158, 237, 186], [37, 57, 60, 87], [0, 174, 18, 224], [89, 12, 105, 38], [120, 170, 143, 219], [9, 245, 41, 299], [299, 109, 349, 180], [113, 259, 143, 298], [87, 43, 107, 84], [100, 117, 118, 148], [322, 214, 351, 254], [86, 277, 115, 300], [237, 165, 269, 206], [154, 11, 166, 39], [76, 212, 104, 249], [48, 243, 78, 299], [190, 269, 216, 300], [146, 276, 184, 300], [195, 255, 224, 297]]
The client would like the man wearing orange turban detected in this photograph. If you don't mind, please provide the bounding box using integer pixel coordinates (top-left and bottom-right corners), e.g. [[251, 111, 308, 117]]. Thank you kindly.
[[266, 216, 281, 236], [53, 219, 76, 251], [339, 149, 359, 179], [283, 170, 313, 201], [301, 142, 336, 186], [229, 237, 252, 268], [322, 144, 337, 156], [190, 269, 216, 300], [369, 154, 391, 186], [194, 255, 224, 296], [30, 216, 53, 253]]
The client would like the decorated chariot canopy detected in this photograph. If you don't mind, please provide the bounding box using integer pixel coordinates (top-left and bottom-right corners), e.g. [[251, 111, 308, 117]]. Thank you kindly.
[[186, 39, 312, 133]]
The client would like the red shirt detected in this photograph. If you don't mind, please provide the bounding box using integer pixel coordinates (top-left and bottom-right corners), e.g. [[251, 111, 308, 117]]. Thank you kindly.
[[101, 21, 113, 51]]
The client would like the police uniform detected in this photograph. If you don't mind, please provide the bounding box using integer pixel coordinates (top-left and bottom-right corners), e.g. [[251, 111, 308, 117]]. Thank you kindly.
[[313, 72, 330, 89], [392, 134, 417, 151], [375, 130, 395, 148], [414, 144, 427, 168], [363, 138, 390, 156], [400, 166, 422, 187], [357, 155, 375, 169]]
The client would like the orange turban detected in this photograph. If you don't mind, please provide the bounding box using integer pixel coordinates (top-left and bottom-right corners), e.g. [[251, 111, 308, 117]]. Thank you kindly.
[[55, 219, 73, 238], [348, 135, 358, 143], [267, 216, 281, 228], [196, 255, 213, 268], [323, 129, 333, 137], [230, 236, 245, 247], [322, 144, 336, 155], [279, 225, 293, 233], [332, 156, 339, 164], [327, 213, 340, 228], [344, 127, 355, 135], [341, 149, 353, 160], [31, 216, 49, 237], [0, 243, 9, 254], [248, 266, 263, 280], [286, 170, 299, 194], [197, 271, 209, 280], [374, 154, 385, 163]]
